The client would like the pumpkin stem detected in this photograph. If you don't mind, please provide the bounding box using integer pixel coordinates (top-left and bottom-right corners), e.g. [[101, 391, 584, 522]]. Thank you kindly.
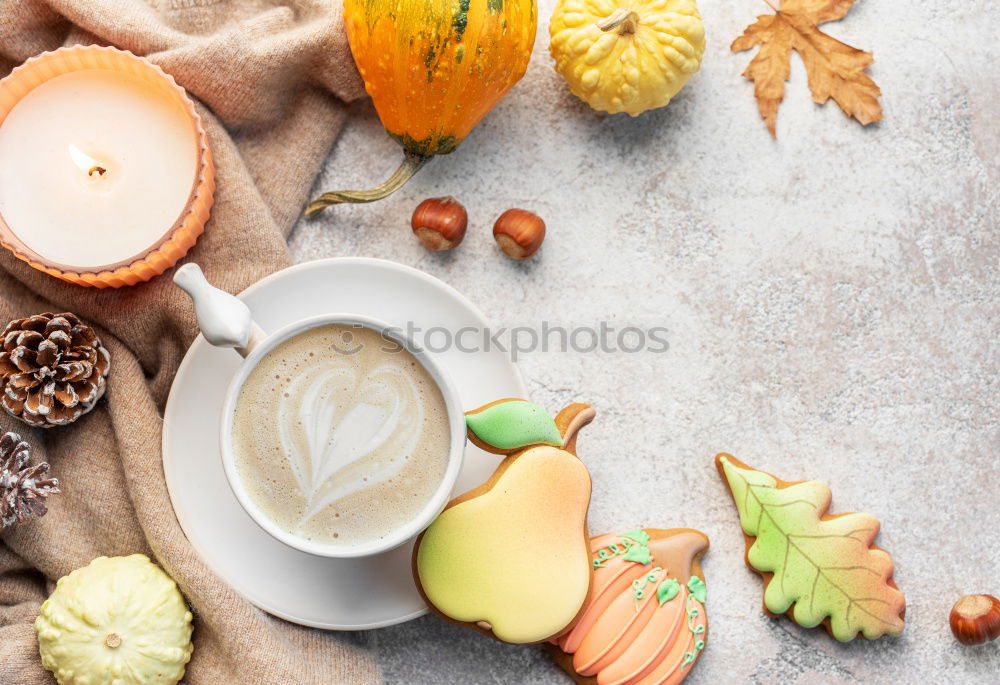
[[105, 632, 122, 648], [597, 8, 640, 35], [305, 152, 430, 216]]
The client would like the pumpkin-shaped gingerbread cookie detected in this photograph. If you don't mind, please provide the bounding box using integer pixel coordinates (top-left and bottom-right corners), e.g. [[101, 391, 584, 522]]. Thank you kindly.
[[551, 528, 710, 685], [414, 399, 595, 644]]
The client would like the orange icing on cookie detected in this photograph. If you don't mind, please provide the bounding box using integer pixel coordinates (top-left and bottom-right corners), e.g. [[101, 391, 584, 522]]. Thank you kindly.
[[415, 446, 592, 644], [554, 529, 709, 685]]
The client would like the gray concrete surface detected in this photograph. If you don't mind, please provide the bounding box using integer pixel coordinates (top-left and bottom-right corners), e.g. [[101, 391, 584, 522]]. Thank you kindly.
[[289, 0, 999, 682]]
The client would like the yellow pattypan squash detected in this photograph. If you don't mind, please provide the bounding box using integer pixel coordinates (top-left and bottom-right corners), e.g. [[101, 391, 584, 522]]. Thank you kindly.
[[549, 0, 706, 116], [35, 555, 194, 685]]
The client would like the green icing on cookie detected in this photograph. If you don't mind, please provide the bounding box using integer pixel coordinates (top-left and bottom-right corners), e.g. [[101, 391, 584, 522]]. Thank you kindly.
[[681, 593, 706, 669], [631, 568, 662, 610], [687, 576, 707, 604], [620, 529, 650, 545], [592, 530, 661, 570], [592, 544, 621, 568], [657, 578, 680, 605], [465, 400, 562, 450], [622, 543, 652, 565]]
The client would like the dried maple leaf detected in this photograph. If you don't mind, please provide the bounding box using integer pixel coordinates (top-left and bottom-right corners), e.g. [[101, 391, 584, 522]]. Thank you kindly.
[[732, 0, 882, 137]]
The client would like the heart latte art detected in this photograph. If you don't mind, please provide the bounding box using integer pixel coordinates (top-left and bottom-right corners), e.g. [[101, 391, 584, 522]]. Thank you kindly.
[[232, 325, 450, 546]]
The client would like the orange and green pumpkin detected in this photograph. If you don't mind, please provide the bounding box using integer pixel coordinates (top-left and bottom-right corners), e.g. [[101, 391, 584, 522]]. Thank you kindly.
[[307, 0, 537, 214]]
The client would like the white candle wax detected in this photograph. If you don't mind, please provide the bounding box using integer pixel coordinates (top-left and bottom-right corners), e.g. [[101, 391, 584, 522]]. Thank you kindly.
[[0, 69, 199, 269]]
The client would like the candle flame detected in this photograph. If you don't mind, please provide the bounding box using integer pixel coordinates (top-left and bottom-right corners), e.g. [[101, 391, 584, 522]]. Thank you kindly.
[[68, 144, 107, 177]]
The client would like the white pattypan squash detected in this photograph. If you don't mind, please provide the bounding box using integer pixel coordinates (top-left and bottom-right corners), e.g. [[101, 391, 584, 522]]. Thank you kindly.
[[549, 0, 706, 116], [35, 555, 194, 685]]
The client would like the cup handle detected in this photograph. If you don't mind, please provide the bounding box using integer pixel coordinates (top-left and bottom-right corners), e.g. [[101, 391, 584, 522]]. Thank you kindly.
[[174, 263, 267, 358]]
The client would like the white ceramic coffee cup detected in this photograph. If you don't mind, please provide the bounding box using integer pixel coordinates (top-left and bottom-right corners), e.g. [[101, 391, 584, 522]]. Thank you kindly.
[[174, 263, 466, 558]]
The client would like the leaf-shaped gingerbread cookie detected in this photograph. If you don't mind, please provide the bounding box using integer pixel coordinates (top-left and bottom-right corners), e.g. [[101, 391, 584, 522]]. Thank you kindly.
[[716, 454, 904, 641], [549, 528, 709, 685]]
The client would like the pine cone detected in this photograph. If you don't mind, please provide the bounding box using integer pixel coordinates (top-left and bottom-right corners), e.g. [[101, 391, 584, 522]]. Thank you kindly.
[[0, 432, 59, 529], [0, 313, 111, 428]]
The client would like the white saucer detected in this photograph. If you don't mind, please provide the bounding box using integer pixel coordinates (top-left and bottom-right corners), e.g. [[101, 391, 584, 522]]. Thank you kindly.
[[162, 258, 525, 629]]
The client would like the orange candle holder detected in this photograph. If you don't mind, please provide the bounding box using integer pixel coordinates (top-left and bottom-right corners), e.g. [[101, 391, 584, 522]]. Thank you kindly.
[[0, 46, 214, 288]]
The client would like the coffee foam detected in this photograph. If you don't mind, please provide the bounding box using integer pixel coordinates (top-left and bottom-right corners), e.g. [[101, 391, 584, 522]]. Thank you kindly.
[[232, 325, 450, 547]]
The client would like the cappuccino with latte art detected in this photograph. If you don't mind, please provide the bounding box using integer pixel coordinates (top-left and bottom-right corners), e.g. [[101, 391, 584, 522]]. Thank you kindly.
[[231, 324, 451, 547]]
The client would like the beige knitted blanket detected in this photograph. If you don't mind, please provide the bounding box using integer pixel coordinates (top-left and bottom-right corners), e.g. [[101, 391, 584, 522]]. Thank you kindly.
[[0, 1, 380, 682]]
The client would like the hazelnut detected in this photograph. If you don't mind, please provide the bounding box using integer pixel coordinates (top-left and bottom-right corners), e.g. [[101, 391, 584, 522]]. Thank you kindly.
[[411, 196, 467, 251], [950, 594, 1000, 646], [493, 209, 545, 260]]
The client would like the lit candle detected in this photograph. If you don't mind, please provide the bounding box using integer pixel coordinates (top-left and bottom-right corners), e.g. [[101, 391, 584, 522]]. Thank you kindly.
[[0, 46, 214, 287]]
